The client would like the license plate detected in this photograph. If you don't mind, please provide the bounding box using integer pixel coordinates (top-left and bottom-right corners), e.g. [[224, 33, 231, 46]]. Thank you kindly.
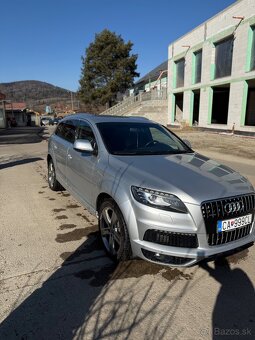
[[217, 214, 252, 232]]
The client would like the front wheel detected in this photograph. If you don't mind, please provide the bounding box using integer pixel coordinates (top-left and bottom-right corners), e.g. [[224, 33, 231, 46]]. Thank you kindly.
[[48, 159, 63, 191], [99, 198, 132, 262]]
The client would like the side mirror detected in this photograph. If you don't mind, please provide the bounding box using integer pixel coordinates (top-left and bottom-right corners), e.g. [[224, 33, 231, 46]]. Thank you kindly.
[[183, 139, 192, 148], [74, 139, 94, 153]]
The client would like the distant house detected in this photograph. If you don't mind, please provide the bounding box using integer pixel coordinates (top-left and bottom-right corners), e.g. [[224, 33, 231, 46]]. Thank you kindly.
[[27, 110, 41, 126], [0, 92, 6, 128], [131, 60, 168, 94], [4, 102, 41, 127], [5, 102, 28, 126]]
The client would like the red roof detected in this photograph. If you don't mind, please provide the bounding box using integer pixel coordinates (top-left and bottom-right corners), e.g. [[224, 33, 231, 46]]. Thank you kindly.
[[5, 102, 26, 110]]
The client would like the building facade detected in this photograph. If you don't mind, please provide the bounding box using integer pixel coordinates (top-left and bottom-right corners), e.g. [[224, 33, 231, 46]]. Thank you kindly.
[[0, 92, 6, 128], [168, 0, 255, 133], [131, 60, 168, 94], [5, 102, 28, 126]]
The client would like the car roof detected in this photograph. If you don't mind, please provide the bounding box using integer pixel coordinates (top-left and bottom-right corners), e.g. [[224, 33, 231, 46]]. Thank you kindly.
[[62, 113, 151, 124]]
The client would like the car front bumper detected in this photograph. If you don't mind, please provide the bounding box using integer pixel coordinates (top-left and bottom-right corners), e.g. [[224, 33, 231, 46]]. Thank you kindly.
[[123, 198, 255, 267]]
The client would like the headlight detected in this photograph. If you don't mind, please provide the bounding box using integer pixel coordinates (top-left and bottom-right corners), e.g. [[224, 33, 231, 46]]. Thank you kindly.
[[131, 186, 187, 213]]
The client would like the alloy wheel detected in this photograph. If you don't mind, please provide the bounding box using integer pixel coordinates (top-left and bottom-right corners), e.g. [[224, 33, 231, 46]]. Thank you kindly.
[[100, 207, 121, 256], [48, 162, 55, 188]]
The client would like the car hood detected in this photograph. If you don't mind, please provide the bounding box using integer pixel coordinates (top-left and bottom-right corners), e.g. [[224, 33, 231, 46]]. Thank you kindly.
[[109, 152, 254, 205]]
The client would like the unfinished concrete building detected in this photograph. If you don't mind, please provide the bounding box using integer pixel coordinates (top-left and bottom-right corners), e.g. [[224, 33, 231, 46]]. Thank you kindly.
[[168, 0, 255, 133]]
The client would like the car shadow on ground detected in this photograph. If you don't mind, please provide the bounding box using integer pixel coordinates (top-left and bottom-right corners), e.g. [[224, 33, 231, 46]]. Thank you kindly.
[[0, 127, 45, 144], [1, 224, 254, 339], [0, 229, 114, 339], [0, 157, 44, 170], [200, 257, 255, 339], [0, 228, 196, 340]]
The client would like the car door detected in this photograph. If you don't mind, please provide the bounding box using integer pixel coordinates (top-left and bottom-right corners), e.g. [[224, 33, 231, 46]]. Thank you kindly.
[[66, 119, 98, 210], [53, 120, 76, 186]]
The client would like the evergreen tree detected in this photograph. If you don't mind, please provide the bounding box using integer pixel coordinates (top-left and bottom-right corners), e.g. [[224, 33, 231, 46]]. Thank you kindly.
[[79, 29, 139, 109]]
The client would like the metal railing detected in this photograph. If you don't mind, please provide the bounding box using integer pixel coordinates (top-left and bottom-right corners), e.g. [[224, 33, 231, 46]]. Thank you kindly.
[[101, 88, 167, 116]]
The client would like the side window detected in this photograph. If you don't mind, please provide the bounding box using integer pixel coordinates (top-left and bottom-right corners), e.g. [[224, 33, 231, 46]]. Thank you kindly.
[[77, 120, 97, 149], [63, 120, 76, 143], [55, 122, 65, 139], [55, 120, 76, 143]]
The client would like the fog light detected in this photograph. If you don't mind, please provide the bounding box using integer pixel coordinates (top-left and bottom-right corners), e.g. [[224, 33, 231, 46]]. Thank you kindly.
[[141, 248, 191, 265]]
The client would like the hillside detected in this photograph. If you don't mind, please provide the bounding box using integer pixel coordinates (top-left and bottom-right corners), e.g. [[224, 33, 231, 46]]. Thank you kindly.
[[0, 80, 82, 114], [0, 80, 73, 101]]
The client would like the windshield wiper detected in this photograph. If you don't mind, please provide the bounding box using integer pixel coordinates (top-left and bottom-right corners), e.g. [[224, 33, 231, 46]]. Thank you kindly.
[[170, 150, 194, 154], [112, 150, 193, 156], [112, 152, 138, 155]]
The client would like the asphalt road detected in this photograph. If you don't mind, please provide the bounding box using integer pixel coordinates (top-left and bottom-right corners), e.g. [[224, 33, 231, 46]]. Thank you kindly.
[[0, 127, 254, 340]]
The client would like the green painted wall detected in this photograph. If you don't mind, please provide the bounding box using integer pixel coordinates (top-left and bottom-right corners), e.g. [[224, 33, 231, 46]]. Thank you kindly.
[[171, 94, 176, 123], [246, 26, 254, 72], [210, 60, 215, 81], [189, 91, 194, 126], [207, 87, 213, 125], [191, 54, 196, 85], [171, 73, 255, 94], [172, 62, 176, 89], [241, 81, 248, 126]]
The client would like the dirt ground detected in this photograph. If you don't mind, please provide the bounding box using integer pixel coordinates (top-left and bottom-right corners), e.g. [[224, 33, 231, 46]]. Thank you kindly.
[[174, 129, 255, 159], [0, 127, 254, 339]]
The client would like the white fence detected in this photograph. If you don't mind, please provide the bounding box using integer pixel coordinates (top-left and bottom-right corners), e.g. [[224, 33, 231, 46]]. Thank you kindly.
[[101, 88, 167, 116]]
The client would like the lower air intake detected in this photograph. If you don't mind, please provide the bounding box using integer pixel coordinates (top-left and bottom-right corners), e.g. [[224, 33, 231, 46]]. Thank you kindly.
[[142, 248, 192, 266]]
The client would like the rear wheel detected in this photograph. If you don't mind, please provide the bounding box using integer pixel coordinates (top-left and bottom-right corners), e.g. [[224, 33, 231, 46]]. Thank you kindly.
[[48, 159, 63, 191], [99, 198, 132, 261]]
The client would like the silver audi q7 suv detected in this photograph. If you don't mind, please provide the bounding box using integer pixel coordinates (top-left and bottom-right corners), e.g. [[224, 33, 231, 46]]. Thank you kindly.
[[47, 114, 255, 266]]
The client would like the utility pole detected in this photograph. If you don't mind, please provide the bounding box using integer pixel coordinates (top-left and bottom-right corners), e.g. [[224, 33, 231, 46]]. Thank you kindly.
[[70, 92, 74, 111]]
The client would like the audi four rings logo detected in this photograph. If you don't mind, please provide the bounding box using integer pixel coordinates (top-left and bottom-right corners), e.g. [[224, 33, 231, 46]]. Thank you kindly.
[[224, 202, 243, 213]]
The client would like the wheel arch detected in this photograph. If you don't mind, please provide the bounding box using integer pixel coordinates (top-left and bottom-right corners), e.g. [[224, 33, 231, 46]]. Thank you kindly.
[[96, 192, 113, 214], [97, 192, 133, 261], [47, 154, 52, 165], [96, 190, 138, 242]]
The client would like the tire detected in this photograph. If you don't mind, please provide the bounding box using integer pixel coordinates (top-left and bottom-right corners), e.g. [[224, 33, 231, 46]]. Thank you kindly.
[[48, 159, 63, 191], [99, 198, 132, 262]]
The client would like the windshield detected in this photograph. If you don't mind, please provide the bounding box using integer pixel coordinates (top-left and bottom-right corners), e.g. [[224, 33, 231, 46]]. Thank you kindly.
[[96, 122, 193, 155]]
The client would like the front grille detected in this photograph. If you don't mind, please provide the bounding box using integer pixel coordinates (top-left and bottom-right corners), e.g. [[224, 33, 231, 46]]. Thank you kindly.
[[207, 224, 252, 246], [143, 229, 198, 248], [141, 248, 192, 265], [201, 193, 255, 246]]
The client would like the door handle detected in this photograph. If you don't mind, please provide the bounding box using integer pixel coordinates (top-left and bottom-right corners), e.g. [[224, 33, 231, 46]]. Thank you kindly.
[[67, 154, 72, 160]]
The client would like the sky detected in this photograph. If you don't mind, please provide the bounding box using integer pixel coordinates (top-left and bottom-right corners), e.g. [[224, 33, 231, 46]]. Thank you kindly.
[[1, 0, 236, 91]]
